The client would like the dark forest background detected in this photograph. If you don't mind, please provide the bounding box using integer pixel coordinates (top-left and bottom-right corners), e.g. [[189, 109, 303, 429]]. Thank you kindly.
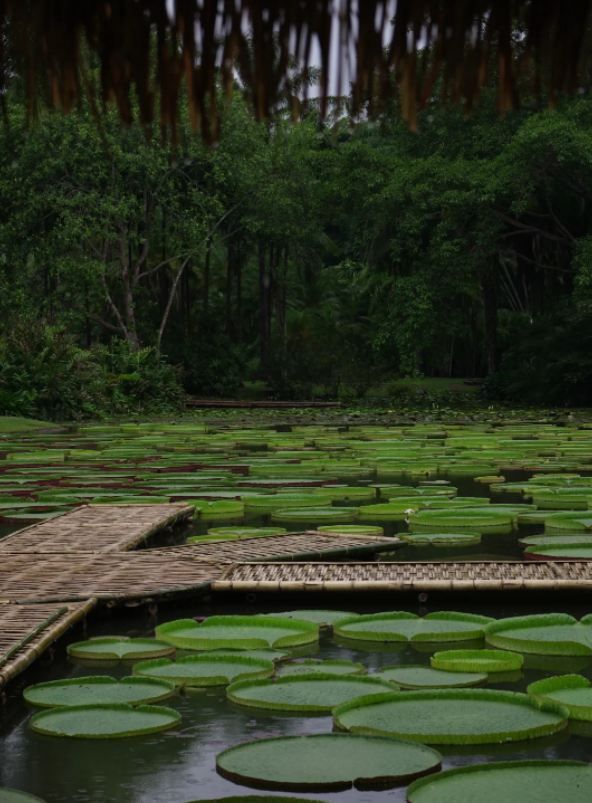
[[2, 58, 592, 417]]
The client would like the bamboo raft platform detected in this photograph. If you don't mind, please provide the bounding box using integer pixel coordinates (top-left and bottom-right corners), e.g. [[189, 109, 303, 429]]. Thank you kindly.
[[212, 560, 592, 592], [0, 599, 96, 689], [0, 551, 221, 604], [0, 504, 193, 553], [172, 530, 398, 563]]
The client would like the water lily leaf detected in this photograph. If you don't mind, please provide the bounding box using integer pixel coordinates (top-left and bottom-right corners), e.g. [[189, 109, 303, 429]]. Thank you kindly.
[[132, 654, 273, 687], [227, 673, 395, 712], [0, 789, 46, 802], [527, 674, 592, 721], [333, 611, 492, 644], [29, 703, 181, 739], [23, 675, 175, 708], [216, 733, 442, 791], [376, 665, 486, 689], [333, 688, 568, 744], [407, 761, 592, 803], [67, 637, 175, 661], [430, 649, 523, 673], [485, 614, 592, 656], [277, 659, 366, 677], [155, 615, 319, 650]]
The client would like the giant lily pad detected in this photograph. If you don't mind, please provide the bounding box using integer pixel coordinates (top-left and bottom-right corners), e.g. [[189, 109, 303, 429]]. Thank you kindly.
[[430, 649, 524, 673], [526, 544, 592, 560], [400, 532, 481, 547], [545, 512, 592, 533], [333, 688, 568, 744], [485, 614, 592, 656], [226, 674, 395, 712], [29, 703, 181, 739], [194, 798, 326, 803], [132, 654, 274, 687], [67, 637, 175, 661], [277, 659, 366, 677], [317, 524, 385, 537], [407, 761, 592, 803], [408, 509, 513, 534], [527, 675, 592, 721], [155, 615, 319, 650], [271, 507, 357, 525], [272, 610, 354, 626], [206, 527, 287, 539], [376, 665, 486, 689], [216, 733, 442, 791], [23, 676, 175, 708], [333, 612, 492, 644]]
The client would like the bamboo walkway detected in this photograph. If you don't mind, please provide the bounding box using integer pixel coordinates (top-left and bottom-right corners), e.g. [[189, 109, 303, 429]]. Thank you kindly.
[[0, 504, 193, 553], [0, 600, 96, 688], [173, 530, 398, 563], [212, 560, 592, 592]]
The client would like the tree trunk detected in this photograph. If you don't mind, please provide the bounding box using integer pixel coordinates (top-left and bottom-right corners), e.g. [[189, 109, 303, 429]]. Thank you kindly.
[[259, 240, 271, 375], [481, 264, 499, 375]]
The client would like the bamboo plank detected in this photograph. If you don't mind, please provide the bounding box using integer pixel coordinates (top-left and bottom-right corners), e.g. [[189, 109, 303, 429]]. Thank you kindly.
[[0, 504, 193, 553]]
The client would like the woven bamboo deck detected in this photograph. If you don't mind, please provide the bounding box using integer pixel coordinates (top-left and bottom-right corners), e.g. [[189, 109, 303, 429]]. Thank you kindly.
[[0, 551, 221, 604], [174, 531, 398, 563], [0, 599, 96, 688], [212, 560, 592, 592], [0, 504, 193, 553]]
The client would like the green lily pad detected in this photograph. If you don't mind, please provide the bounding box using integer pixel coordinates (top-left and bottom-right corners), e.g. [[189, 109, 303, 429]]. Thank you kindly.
[[23, 675, 175, 708], [67, 637, 175, 661], [407, 761, 592, 803], [216, 733, 442, 791], [192, 798, 326, 803], [545, 512, 592, 533], [29, 703, 181, 739], [430, 649, 524, 673], [194, 500, 244, 521], [358, 503, 414, 522], [0, 790, 46, 802], [277, 659, 366, 677], [132, 654, 274, 687], [271, 507, 357, 524], [526, 544, 592, 559], [527, 675, 592, 720], [333, 688, 568, 744], [155, 615, 319, 650], [400, 532, 481, 547], [333, 611, 492, 644], [206, 527, 287, 539], [409, 509, 513, 534], [518, 534, 592, 547], [376, 665, 486, 689], [485, 614, 592, 656], [227, 673, 395, 712], [272, 610, 354, 626], [317, 524, 385, 536]]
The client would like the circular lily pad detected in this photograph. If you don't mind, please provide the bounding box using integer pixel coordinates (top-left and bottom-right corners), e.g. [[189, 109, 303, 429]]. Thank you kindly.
[[155, 615, 319, 650], [358, 503, 413, 522], [407, 760, 592, 803], [526, 544, 592, 559], [333, 612, 492, 644], [485, 614, 592, 656], [376, 665, 486, 689], [67, 637, 175, 661], [333, 688, 568, 744], [227, 674, 395, 712], [272, 610, 354, 626], [132, 654, 274, 687], [430, 649, 523, 673], [399, 532, 481, 547], [29, 703, 181, 739], [545, 512, 592, 533], [409, 509, 513, 534], [0, 790, 45, 802], [23, 675, 175, 708], [206, 527, 287, 539], [277, 659, 366, 677], [271, 507, 357, 524], [317, 524, 385, 536], [194, 501, 244, 521], [518, 534, 592, 548], [216, 733, 442, 791], [527, 675, 592, 721]]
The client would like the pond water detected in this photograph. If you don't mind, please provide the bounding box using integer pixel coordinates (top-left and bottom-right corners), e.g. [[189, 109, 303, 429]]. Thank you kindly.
[[1, 598, 592, 803], [3, 418, 592, 800]]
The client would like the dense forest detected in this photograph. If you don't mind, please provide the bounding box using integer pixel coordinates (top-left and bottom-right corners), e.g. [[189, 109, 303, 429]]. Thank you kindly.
[[2, 71, 592, 417]]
